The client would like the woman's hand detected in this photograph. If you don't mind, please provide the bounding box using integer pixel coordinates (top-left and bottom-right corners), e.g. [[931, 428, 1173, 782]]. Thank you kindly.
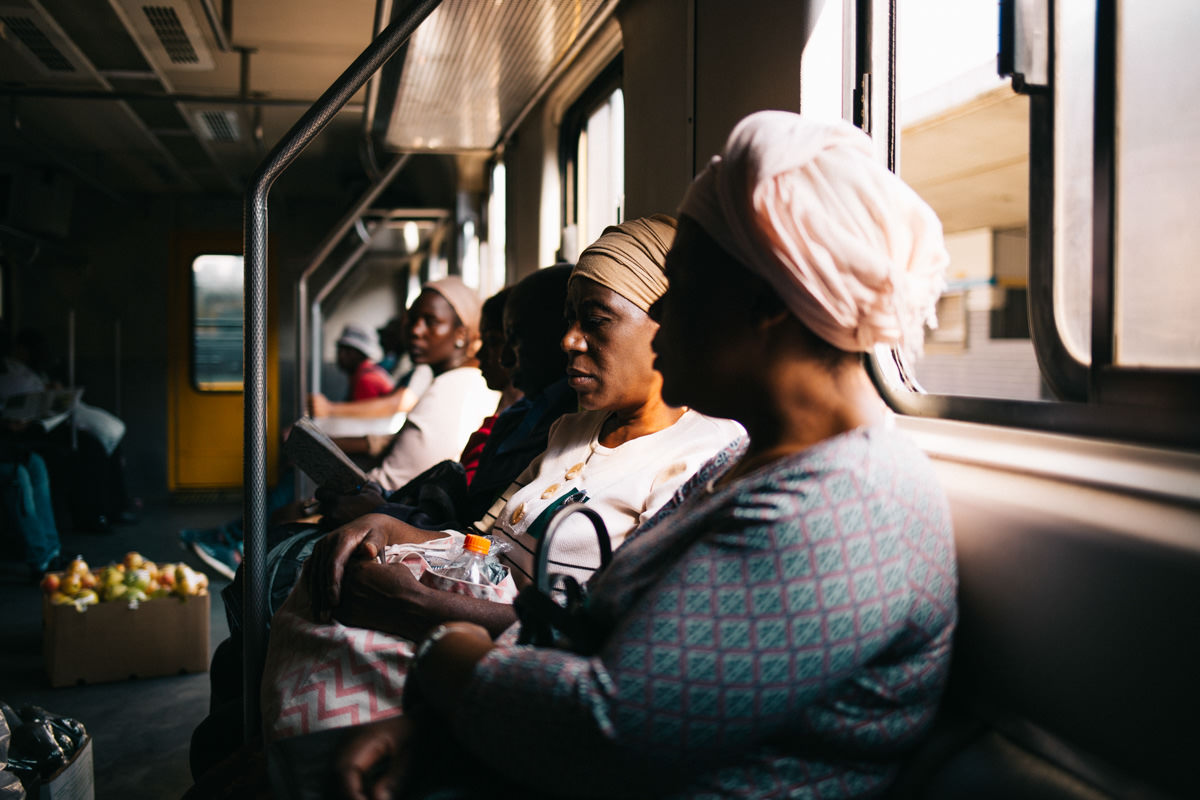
[[317, 483, 387, 527], [333, 560, 434, 639], [308, 392, 335, 418], [308, 513, 401, 621], [334, 717, 413, 800]]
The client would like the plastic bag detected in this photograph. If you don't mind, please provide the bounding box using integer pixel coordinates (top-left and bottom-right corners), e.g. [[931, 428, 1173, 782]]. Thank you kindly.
[[0, 703, 28, 799], [0, 701, 87, 786]]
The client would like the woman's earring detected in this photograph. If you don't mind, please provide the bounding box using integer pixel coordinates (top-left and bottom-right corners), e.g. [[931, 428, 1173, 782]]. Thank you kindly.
[[455, 338, 466, 348]]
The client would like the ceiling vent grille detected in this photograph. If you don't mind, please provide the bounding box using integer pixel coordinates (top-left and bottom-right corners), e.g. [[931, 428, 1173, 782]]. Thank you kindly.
[[113, 0, 213, 71], [197, 110, 240, 143], [142, 5, 197, 64], [0, 13, 75, 72]]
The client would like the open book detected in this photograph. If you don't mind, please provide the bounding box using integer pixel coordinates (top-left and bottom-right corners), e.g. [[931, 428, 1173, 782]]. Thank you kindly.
[[283, 416, 370, 493]]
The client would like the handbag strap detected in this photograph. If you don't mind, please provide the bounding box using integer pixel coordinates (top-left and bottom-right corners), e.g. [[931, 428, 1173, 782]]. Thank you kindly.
[[534, 504, 612, 594], [516, 504, 612, 649]]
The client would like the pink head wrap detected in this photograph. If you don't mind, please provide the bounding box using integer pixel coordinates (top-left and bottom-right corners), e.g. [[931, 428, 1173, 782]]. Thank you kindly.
[[678, 111, 948, 357]]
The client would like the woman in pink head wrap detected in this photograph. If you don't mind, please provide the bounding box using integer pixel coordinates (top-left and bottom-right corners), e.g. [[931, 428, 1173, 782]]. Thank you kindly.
[[333, 114, 957, 800]]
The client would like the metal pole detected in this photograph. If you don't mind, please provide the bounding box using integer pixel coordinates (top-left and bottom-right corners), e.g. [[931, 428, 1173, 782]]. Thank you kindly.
[[114, 320, 121, 418], [296, 153, 411, 422], [67, 311, 77, 451], [242, 0, 441, 739]]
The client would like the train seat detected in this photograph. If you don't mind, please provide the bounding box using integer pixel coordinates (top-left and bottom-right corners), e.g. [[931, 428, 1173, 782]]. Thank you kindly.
[[889, 452, 1198, 800]]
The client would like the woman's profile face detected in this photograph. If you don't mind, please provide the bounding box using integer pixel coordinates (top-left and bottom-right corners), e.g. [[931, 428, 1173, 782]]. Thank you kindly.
[[406, 290, 463, 370], [477, 318, 510, 391], [653, 218, 756, 417], [562, 276, 663, 414]]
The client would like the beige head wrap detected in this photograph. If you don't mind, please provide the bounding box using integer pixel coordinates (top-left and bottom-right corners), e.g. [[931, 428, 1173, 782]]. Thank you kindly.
[[571, 215, 677, 312], [421, 275, 482, 344], [679, 111, 948, 356]]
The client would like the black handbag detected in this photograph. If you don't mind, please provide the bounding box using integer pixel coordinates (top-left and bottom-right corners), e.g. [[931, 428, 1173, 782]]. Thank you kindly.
[[513, 503, 612, 652]]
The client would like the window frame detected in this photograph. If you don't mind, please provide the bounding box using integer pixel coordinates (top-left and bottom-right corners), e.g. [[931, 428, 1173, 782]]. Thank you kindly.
[[559, 55, 624, 250], [864, 0, 1200, 450]]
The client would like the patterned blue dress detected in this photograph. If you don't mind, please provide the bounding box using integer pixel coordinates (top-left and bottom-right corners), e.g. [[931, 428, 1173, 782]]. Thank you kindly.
[[450, 425, 957, 799]]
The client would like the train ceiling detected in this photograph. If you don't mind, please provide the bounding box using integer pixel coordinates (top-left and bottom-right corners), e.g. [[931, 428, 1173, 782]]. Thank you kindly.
[[0, 0, 614, 199]]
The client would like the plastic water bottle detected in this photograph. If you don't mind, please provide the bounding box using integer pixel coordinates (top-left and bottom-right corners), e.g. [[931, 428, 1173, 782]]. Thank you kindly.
[[439, 534, 494, 585]]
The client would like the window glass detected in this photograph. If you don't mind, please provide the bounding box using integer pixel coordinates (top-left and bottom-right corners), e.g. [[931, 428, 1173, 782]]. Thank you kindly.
[[799, 0, 844, 121], [576, 88, 624, 250], [1053, 0, 1094, 364], [1114, 0, 1200, 368], [488, 161, 507, 288], [896, 0, 1043, 401], [191, 254, 243, 391]]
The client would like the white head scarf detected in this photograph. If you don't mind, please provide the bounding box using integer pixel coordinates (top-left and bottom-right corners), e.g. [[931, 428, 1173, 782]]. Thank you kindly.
[[678, 111, 948, 357]]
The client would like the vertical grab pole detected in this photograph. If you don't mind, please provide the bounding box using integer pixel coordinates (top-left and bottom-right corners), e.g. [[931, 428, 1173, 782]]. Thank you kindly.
[[67, 310, 77, 450], [241, 0, 441, 739]]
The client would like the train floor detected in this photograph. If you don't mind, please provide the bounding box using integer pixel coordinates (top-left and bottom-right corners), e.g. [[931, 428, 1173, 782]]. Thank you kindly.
[[0, 498, 242, 800]]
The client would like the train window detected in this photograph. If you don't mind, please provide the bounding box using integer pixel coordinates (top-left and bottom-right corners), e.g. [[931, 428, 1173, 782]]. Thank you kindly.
[[487, 160, 507, 288], [576, 86, 625, 248], [894, 1, 1042, 402], [191, 254, 244, 392], [799, 0, 844, 122], [1112, 0, 1200, 368], [561, 59, 623, 260], [867, 0, 1200, 445]]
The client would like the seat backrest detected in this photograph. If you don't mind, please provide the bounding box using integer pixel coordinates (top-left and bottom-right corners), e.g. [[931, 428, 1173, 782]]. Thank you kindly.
[[891, 419, 1200, 800]]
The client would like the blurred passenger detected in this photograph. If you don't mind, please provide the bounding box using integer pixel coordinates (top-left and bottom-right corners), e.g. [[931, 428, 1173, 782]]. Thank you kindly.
[[333, 323, 394, 401], [0, 448, 62, 579], [457, 288, 522, 484], [364, 276, 498, 492], [308, 315, 433, 422], [0, 324, 134, 531], [334, 113, 957, 800]]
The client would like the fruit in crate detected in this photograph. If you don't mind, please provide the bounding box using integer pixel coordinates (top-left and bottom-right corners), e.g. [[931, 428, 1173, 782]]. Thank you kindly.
[[173, 563, 209, 597], [41, 551, 209, 608]]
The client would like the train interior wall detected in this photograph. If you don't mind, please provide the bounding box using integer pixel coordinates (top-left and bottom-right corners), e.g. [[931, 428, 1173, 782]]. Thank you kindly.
[[6, 186, 344, 501]]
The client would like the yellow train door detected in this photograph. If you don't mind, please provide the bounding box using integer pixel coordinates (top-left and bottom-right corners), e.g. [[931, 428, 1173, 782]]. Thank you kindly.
[[167, 232, 279, 491]]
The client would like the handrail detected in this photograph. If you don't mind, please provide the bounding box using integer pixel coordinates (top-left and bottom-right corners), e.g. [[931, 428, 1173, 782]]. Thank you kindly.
[[242, 0, 441, 739], [296, 153, 412, 421]]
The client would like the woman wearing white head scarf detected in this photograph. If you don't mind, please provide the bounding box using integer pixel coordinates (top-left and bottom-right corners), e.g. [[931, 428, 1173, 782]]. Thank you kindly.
[[334, 114, 957, 800]]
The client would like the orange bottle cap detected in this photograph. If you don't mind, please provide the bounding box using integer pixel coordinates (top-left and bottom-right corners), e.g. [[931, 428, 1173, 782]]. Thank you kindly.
[[463, 534, 491, 555]]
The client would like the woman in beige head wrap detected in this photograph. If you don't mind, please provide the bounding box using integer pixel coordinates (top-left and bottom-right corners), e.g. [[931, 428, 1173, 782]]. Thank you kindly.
[[281, 216, 741, 745], [326, 115, 956, 800]]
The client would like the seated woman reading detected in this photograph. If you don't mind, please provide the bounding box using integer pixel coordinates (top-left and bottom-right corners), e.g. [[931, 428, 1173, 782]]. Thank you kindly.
[[262, 216, 743, 737], [365, 276, 500, 492], [333, 112, 958, 800]]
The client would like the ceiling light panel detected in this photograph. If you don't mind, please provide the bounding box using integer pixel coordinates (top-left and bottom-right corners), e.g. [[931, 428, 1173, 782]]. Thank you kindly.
[[383, 0, 607, 152]]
